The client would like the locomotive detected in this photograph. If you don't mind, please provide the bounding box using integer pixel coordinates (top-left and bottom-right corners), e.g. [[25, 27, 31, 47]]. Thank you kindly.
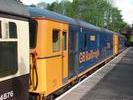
[[28, 7, 126, 99]]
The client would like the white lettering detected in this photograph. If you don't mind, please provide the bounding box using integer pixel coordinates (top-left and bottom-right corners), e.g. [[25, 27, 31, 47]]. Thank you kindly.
[[0, 91, 14, 100]]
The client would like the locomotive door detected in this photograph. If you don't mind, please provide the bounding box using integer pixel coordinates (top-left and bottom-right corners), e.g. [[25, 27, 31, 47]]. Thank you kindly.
[[68, 30, 79, 78], [61, 31, 68, 84]]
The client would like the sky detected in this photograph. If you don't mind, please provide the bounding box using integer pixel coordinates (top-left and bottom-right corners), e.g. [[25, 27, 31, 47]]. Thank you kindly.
[[21, 0, 133, 25], [113, 0, 133, 25]]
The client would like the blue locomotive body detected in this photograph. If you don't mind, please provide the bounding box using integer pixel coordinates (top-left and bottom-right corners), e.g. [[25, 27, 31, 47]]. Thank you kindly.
[[68, 20, 115, 78]]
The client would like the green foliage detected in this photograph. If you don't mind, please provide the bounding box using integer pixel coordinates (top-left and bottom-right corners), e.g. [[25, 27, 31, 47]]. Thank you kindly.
[[37, 0, 128, 32]]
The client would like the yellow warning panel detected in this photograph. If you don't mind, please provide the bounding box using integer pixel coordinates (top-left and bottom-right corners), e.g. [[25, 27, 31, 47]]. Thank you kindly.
[[113, 34, 119, 55], [29, 18, 69, 96]]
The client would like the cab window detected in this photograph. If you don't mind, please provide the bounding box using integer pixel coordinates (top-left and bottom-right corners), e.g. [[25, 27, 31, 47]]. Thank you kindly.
[[29, 20, 38, 49], [53, 29, 60, 52], [63, 31, 67, 50]]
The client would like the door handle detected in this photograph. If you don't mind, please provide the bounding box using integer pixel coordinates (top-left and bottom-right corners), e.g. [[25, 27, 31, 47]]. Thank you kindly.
[[62, 54, 64, 58]]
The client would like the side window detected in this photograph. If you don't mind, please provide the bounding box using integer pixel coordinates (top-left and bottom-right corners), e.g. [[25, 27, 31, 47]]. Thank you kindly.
[[53, 29, 60, 52], [0, 42, 18, 77], [63, 31, 67, 50], [0, 21, 1, 38], [90, 34, 95, 41], [9, 22, 17, 38], [107, 42, 111, 49], [84, 33, 87, 48], [0, 21, 18, 78]]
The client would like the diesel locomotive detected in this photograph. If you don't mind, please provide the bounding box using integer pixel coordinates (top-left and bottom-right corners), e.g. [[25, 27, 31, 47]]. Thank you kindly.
[[0, 0, 126, 100], [28, 7, 126, 100]]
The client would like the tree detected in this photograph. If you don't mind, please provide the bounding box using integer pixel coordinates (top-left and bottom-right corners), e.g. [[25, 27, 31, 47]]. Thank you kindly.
[[47, 1, 61, 13]]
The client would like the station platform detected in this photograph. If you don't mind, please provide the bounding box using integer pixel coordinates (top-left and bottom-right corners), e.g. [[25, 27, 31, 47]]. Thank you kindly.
[[56, 47, 133, 100]]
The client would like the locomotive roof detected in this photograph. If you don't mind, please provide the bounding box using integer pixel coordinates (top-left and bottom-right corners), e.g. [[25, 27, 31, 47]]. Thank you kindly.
[[103, 28, 114, 34], [77, 20, 115, 34], [28, 7, 115, 34], [0, 0, 29, 17], [77, 20, 101, 31], [28, 7, 77, 25]]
